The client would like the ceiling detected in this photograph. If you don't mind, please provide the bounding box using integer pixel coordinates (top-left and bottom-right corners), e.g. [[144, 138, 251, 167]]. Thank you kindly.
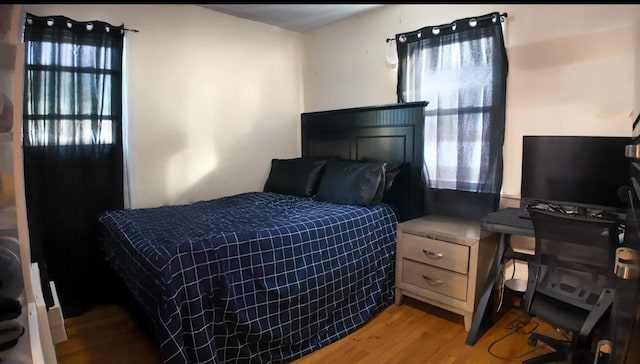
[[198, 4, 385, 34]]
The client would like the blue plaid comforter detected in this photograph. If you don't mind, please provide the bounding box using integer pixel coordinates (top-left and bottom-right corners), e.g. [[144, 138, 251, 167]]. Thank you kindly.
[[99, 192, 398, 363]]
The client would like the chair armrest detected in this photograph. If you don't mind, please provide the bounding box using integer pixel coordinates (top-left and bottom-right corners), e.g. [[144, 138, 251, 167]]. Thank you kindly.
[[579, 288, 615, 337]]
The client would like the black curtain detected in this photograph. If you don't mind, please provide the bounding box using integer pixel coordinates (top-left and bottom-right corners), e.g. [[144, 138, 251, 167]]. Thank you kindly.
[[23, 13, 125, 317], [396, 12, 508, 219]]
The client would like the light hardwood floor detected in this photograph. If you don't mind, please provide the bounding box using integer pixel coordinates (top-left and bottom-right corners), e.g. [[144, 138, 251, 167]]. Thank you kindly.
[[56, 297, 565, 364]]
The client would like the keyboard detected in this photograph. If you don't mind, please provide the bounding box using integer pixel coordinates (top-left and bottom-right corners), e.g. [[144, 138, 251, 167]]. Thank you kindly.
[[533, 208, 617, 224]]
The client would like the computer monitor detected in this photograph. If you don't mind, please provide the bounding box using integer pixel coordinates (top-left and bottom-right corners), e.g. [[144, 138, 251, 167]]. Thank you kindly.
[[521, 136, 630, 213]]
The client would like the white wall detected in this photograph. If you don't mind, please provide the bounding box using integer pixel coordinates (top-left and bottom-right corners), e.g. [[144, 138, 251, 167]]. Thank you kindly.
[[24, 4, 304, 208], [635, 19, 640, 123], [19, 4, 640, 208], [303, 4, 640, 198]]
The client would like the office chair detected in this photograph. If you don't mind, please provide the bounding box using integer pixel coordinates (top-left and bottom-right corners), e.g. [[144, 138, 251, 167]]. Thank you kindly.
[[523, 208, 618, 364]]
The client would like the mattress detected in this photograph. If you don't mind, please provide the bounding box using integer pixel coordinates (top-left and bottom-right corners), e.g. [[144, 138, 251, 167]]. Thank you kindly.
[[99, 191, 398, 363]]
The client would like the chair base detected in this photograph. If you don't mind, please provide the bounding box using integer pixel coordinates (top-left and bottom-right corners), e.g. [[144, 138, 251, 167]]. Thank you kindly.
[[523, 332, 573, 364]]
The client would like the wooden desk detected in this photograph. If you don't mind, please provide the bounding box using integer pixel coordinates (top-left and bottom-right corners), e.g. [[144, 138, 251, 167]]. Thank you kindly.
[[481, 207, 534, 238], [465, 208, 535, 345], [466, 207, 630, 347]]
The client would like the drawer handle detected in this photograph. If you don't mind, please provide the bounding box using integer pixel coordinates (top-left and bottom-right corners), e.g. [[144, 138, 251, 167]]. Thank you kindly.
[[422, 249, 444, 259], [422, 275, 444, 286]]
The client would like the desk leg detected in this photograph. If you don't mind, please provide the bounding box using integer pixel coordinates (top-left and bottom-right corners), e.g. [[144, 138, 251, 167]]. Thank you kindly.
[[465, 233, 509, 346]]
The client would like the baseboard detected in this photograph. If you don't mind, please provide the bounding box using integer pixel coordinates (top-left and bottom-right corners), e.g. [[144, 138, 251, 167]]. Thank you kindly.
[[47, 281, 67, 343]]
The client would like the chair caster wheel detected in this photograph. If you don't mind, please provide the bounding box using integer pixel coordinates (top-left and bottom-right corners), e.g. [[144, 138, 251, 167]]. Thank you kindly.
[[528, 336, 537, 347]]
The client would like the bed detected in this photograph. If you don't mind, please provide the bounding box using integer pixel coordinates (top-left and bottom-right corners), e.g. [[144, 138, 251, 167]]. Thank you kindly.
[[99, 102, 428, 363]]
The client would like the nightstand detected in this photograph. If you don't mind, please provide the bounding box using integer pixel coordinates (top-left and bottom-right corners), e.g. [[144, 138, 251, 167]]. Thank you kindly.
[[395, 215, 499, 331]]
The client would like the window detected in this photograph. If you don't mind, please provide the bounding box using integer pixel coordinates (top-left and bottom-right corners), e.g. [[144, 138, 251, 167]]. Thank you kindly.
[[23, 16, 123, 146], [396, 12, 508, 195]]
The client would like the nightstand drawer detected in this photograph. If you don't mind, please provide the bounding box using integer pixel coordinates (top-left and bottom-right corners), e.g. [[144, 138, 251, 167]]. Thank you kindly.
[[402, 258, 468, 301], [401, 233, 470, 274]]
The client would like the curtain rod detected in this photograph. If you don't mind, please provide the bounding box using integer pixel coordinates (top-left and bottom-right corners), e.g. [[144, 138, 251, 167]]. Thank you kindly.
[[25, 13, 140, 34], [386, 12, 508, 43]]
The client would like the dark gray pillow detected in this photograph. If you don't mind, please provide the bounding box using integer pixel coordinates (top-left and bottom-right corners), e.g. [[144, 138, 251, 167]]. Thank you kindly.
[[315, 160, 387, 207], [263, 158, 328, 197], [381, 162, 407, 193], [355, 158, 408, 196]]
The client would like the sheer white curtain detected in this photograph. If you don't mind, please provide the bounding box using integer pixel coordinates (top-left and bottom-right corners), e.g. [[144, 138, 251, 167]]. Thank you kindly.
[[122, 35, 135, 209], [404, 37, 494, 191]]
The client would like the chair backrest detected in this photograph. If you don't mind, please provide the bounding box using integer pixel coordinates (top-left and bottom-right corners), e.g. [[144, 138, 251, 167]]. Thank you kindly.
[[524, 208, 619, 313]]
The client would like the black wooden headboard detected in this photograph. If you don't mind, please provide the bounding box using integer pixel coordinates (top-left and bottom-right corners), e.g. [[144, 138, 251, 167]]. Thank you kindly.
[[301, 101, 428, 222]]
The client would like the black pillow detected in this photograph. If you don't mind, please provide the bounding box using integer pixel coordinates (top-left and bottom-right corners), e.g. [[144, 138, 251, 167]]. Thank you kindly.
[[358, 158, 408, 195], [263, 158, 328, 197], [382, 162, 407, 193], [315, 160, 387, 207]]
